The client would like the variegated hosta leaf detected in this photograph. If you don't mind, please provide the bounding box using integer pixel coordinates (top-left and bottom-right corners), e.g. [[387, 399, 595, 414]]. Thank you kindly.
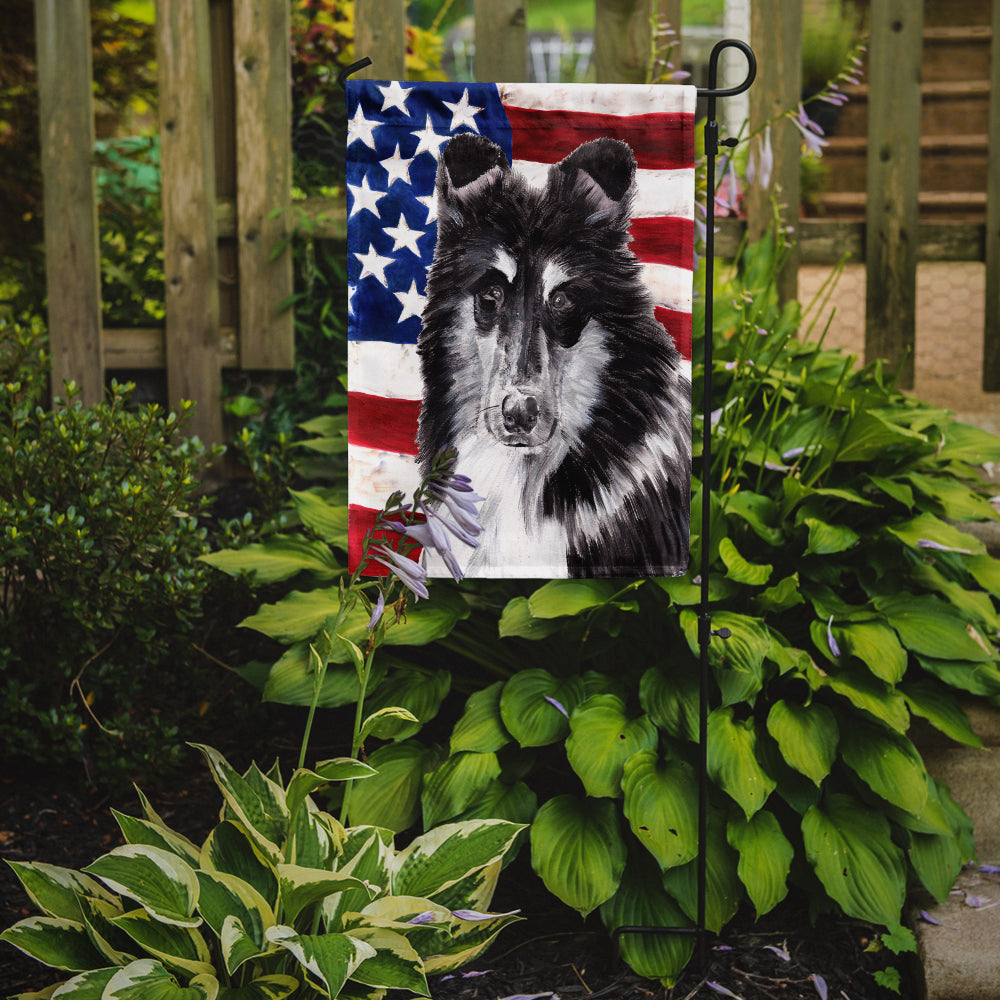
[[802, 793, 906, 926], [424, 859, 501, 915], [276, 864, 375, 925], [214, 974, 299, 1000], [110, 908, 214, 978], [200, 822, 278, 910], [0, 916, 107, 971], [621, 751, 699, 871], [288, 802, 343, 870], [83, 845, 200, 928], [450, 681, 511, 754], [195, 871, 274, 974], [45, 966, 118, 997], [112, 810, 202, 868], [323, 829, 393, 931], [345, 926, 429, 995], [391, 820, 524, 901], [765, 700, 838, 786], [285, 760, 376, 824], [190, 745, 287, 863], [265, 926, 376, 998], [102, 958, 218, 999], [599, 853, 694, 987], [529, 795, 626, 917], [706, 707, 776, 819], [420, 751, 502, 829], [422, 907, 522, 975], [4, 861, 118, 922], [77, 894, 136, 966], [565, 695, 658, 799], [727, 810, 793, 918]]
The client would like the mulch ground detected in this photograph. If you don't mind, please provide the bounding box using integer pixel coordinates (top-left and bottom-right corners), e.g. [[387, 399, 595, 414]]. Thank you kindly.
[[1, 743, 913, 1000]]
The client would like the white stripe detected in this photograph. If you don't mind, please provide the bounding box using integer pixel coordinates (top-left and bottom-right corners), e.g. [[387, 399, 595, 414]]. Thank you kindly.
[[511, 161, 694, 219], [643, 263, 693, 314], [498, 82, 697, 117], [349, 443, 422, 511], [348, 341, 422, 399]]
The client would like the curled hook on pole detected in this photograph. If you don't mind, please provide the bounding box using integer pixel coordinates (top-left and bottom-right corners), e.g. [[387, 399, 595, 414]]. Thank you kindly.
[[337, 57, 373, 90]]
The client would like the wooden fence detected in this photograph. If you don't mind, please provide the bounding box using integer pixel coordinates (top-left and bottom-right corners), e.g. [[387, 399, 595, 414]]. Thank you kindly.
[[33, 0, 1000, 445]]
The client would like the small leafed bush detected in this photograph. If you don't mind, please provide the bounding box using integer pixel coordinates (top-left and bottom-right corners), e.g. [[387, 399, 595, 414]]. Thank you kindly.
[[0, 317, 218, 782], [1, 743, 524, 998]]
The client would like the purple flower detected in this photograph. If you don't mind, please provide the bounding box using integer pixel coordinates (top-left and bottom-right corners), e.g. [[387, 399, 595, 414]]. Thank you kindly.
[[812, 974, 828, 1000], [387, 516, 465, 582], [917, 538, 973, 554], [706, 983, 742, 999], [791, 104, 829, 156], [544, 695, 569, 718], [451, 908, 520, 921], [827, 615, 841, 658], [367, 590, 385, 631], [747, 125, 774, 191], [407, 911, 438, 925], [368, 543, 429, 600], [763, 944, 790, 961]]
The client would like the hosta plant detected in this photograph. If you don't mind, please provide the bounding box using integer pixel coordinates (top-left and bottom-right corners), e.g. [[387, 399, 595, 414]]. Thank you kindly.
[[1, 744, 523, 999]]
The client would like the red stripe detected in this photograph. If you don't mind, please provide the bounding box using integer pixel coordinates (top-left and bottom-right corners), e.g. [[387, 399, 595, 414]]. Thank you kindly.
[[505, 106, 694, 171], [656, 307, 692, 362], [630, 216, 693, 270], [348, 392, 420, 455], [349, 504, 423, 575]]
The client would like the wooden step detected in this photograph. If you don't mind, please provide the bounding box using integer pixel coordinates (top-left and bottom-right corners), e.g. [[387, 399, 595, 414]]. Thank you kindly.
[[922, 0, 992, 28], [813, 190, 987, 222], [922, 25, 993, 83]]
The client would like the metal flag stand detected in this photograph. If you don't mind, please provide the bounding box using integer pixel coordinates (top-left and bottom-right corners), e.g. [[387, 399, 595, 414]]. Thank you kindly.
[[340, 38, 757, 974], [611, 37, 756, 972]]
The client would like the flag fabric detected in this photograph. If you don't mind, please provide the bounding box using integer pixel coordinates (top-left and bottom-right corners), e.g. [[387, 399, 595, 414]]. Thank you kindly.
[[347, 80, 696, 577]]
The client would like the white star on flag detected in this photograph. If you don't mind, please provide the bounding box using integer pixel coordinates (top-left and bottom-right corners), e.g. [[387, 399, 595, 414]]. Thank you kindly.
[[394, 279, 426, 322], [347, 175, 385, 218], [384, 215, 426, 256], [347, 104, 380, 149], [411, 115, 450, 159], [377, 80, 411, 114], [442, 88, 484, 132], [355, 245, 394, 287], [416, 192, 438, 223], [380, 144, 415, 187]]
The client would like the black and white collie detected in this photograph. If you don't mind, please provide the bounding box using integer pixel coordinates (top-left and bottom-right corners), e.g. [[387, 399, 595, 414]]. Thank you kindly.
[[417, 133, 690, 577]]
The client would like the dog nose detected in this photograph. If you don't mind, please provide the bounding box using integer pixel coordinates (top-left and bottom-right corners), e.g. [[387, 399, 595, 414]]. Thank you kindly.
[[501, 392, 539, 432]]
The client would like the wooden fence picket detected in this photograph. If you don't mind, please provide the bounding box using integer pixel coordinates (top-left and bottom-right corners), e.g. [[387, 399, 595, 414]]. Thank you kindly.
[[984, 0, 1000, 390]]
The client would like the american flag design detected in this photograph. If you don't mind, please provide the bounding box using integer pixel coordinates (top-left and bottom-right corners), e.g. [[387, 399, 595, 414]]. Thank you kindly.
[[346, 81, 696, 575]]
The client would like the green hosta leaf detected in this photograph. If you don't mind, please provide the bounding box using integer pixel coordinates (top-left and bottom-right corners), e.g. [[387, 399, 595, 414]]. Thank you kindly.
[[639, 664, 699, 742], [803, 517, 859, 556], [661, 810, 741, 933], [112, 812, 201, 868], [901, 680, 982, 748], [450, 682, 511, 754], [265, 926, 375, 997], [200, 822, 278, 910], [866, 474, 914, 509], [621, 751, 698, 871], [599, 853, 694, 987], [727, 811, 793, 917], [5, 862, 118, 923], [346, 926, 428, 994], [499, 670, 584, 747], [909, 827, 965, 905], [802, 793, 906, 926], [724, 490, 784, 545], [83, 846, 200, 928], [111, 908, 214, 978], [347, 740, 441, 832], [260, 643, 387, 709], [707, 708, 776, 818], [362, 667, 451, 740], [453, 779, 538, 827], [277, 865, 374, 925], [839, 718, 929, 816], [874, 594, 995, 662], [718, 537, 772, 586], [527, 579, 621, 618], [835, 621, 907, 684], [886, 512, 985, 557], [565, 695, 658, 798], [288, 489, 349, 546], [906, 473, 998, 521], [655, 572, 737, 606], [680, 610, 770, 706], [103, 959, 218, 999], [190, 746, 287, 862], [911, 562, 1000, 633], [809, 661, 910, 732], [936, 421, 1000, 464], [216, 975, 299, 1000], [765, 701, 838, 786], [530, 795, 626, 917], [967, 553, 1000, 597], [195, 871, 273, 974], [497, 596, 565, 639], [0, 916, 107, 971], [200, 535, 342, 584], [393, 820, 524, 900], [421, 751, 502, 828], [835, 410, 927, 463], [916, 655, 1000, 697], [755, 573, 805, 614]]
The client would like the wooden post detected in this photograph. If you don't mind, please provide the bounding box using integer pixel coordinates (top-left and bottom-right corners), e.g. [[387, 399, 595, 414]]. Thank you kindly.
[[157, 0, 223, 445], [474, 0, 527, 82], [656, 0, 683, 79], [864, 0, 923, 390], [747, 0, 801, 306], [34, 0, 104, 405], [983, 0, 1000, 390], [594, 0, 659, 84], [233, 0, 294, 369], [354, 0, 406, 80]]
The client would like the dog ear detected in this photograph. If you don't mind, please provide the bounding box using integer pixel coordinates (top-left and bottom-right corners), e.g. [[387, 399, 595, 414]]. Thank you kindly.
[[554, 138, 636, 230], [436, 134, 510, 223]]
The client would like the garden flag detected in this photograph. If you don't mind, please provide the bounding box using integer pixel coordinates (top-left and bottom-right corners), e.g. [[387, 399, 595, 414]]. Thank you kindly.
[[347, 81, 695, 579]]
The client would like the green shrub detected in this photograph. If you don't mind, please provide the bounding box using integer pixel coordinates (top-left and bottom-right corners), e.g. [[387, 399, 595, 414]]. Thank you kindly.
[[1, 743, 524, 998], [0, 317, 220, 783]]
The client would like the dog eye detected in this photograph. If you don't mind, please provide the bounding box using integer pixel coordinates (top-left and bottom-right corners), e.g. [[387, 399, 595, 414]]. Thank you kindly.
[[549, 290, 572, 313], [476, 284, 504, 315]]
